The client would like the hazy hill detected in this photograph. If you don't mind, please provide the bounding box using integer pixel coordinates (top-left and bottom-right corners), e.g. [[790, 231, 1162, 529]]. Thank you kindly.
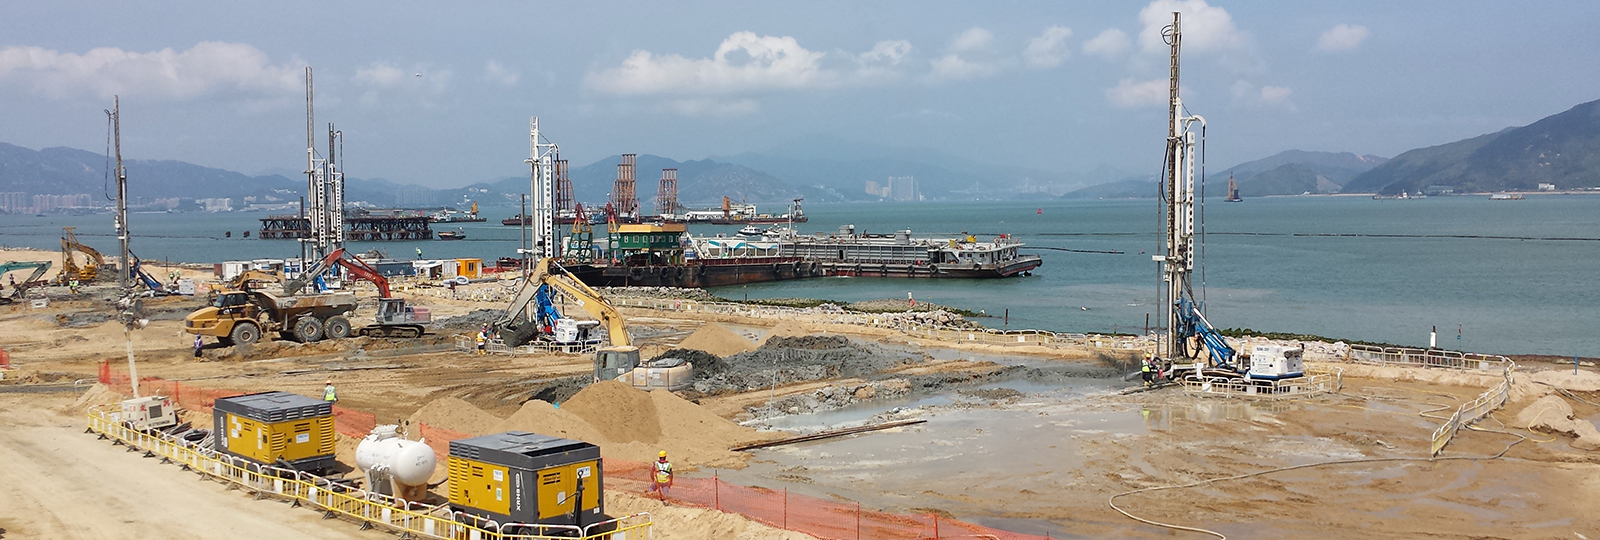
[[1216, 150, 1387, 197], [0, 142, 301, 202], [1345, 98, 1600, 194], [714, 135, 1094, 200]]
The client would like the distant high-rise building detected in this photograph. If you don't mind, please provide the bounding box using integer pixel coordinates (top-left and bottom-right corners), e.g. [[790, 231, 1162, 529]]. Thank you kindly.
[[0, 192, 27, 212], [888, 176, 917, 201]]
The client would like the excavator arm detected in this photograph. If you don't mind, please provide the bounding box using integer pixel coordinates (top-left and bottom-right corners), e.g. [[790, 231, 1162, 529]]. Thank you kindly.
[[1, 261, 52, 301], [284, 248, 392, 297], [494, 258, 629, 348]]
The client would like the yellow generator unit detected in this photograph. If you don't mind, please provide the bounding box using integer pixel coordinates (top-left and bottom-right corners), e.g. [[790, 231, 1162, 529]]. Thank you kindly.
[[212, 391, 335, 471], [448, 431, 606, 533]]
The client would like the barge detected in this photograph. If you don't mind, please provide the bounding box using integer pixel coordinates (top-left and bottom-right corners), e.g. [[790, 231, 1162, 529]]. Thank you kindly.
[[780, 225, 1040, 278]]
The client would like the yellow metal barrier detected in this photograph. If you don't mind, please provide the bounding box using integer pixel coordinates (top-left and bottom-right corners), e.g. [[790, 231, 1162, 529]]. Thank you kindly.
[[87, 408, 653, 540]]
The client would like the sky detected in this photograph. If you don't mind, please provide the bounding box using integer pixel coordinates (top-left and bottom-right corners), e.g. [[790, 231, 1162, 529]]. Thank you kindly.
[[2, 1, 1598, 188]]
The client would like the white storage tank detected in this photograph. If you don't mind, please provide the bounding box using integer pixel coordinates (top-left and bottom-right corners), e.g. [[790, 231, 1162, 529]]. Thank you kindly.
[[355, 425, 437, 501]]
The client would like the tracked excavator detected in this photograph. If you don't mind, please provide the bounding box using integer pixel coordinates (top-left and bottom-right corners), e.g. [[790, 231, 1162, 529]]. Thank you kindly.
[[59, 227, 105, 284], [287, 248, 431, 338], [0, 261, 51, 304], [492, 258, 693, 389]]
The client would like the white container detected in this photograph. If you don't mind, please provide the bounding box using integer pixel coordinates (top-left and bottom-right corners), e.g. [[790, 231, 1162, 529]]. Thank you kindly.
[[1248, 344, 1304, 379]]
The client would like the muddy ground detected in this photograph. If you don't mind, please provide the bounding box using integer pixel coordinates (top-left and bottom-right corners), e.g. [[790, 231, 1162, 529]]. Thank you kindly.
[[2, 277, 1597, 539]]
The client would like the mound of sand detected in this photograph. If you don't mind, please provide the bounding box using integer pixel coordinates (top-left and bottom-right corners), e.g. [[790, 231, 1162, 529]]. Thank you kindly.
[[563, 380, 664, 444], [1514, 395, 1574, 432], [1512, 395, 1600, 450], [63, 383, 122, 415], [481, 380, 773, 467], [498, 399, 607, 443], [678, 323, 756, 357], [408, 396, 505, 435], [606, 492, 816, 540]]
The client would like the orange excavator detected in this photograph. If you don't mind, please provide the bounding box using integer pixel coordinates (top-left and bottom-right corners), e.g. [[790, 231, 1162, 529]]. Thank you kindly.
[[285, 248, 432, 338], [59, 227, 105, 284]]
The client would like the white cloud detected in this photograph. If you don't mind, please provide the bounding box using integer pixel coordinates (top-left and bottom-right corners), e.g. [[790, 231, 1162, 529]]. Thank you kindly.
[[588, 32, 831, 95], [354, 63, 406, 87], [484, 60, 519, 86], [930, 27, 998, 80], [664, 98, 760, 117], [1259, 85, 1292, 104], [951, 27, 993, 53], [1138, 0, 1245, 54], [1316, 24, 1369, 52], [1083, 28, 1131, 59], [0, 41, 300, 100], [1231, 80, 1294, 110], [1106, 78, 1169, 108], [353, 62, 452, 107], [858, 40, 912, 66], [1024, 26, 1073, 68]]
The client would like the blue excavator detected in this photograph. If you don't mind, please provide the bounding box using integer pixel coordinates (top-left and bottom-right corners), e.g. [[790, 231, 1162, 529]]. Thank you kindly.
[[0, 261, 52, 304]]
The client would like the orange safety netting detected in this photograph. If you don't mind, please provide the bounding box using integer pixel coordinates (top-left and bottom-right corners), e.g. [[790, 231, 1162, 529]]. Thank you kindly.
[[97, 361, 1056, 540]]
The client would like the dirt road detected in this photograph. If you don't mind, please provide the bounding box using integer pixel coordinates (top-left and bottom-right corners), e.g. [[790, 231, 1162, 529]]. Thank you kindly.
[[0, 392, 386, 540]]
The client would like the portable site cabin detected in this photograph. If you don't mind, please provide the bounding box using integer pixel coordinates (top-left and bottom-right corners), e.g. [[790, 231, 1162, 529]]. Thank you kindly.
[[455, 258, 482, 280]]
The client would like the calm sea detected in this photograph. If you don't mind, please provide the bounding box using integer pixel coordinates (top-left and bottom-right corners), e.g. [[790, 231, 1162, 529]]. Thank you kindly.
[[3, 195, 1597, 356]]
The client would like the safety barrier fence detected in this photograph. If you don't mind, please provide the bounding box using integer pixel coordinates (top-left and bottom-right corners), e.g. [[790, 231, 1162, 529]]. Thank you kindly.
[[1341, 345, 1516, 456], [609, 295, 1152, 355], [605, 461, 1052, 540], [454, 335, 602, 356], [85, 406, 653, 540], [96, 363, 1055, 539], [1175, 365, 1344, 398]]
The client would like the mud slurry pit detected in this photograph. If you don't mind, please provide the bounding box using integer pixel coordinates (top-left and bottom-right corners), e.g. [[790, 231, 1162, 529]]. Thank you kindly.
[[712, 370, 1600, 539]]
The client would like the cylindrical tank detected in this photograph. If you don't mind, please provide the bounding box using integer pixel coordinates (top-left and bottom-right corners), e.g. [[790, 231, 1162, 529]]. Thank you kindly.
[[356, 425, 437, 487]]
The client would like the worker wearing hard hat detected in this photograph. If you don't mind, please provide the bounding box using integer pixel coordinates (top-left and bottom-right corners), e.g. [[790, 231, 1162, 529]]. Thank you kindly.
[[323, 380, 338, 403], [1141, 352, 1154, 387], [650, 450, 673, 500]]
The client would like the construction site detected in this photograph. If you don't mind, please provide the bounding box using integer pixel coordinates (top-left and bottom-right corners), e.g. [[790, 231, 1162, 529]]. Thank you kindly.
[[2, 16, 1599, 540]]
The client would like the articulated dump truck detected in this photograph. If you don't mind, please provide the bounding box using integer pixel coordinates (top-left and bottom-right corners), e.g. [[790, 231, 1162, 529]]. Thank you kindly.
[[185, 290, 357, 345]]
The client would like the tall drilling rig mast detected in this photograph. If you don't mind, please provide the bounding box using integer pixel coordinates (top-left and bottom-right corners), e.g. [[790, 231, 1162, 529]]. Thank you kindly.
[[525, 117, 558, 259], [301, 66, 346, 264], [1155, 12, 1210, 365], [108, 96, 147, 397]]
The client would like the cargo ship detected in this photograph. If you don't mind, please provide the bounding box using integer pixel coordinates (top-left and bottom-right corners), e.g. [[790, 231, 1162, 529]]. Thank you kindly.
[[779, 225, 1041, 278], [429, 202, 487, 223], [682, 198, 806, 225], [562, 223, 823, 288]]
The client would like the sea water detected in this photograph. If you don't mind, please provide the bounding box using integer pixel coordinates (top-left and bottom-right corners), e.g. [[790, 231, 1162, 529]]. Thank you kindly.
[[3, 194, 1596, 356]]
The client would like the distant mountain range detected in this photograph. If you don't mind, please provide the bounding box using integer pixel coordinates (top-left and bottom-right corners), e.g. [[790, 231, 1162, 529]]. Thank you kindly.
[[1061, 150, 1387, 199], [1344, 98, 1600, 194]]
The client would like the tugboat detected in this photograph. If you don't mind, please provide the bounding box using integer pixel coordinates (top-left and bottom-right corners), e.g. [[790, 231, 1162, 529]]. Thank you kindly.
[[437, 228, 467, 240], [736, 225, 763, 237]]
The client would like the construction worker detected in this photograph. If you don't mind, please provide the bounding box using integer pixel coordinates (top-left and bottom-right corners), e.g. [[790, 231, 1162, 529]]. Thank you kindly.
[[1141, 352, 1154, 387], [323, 380, 337, 403], [193, 334, 204, 358], [650, 450, 673, 500], [475, 328, 487, 355], [415, 247, 423, 258]]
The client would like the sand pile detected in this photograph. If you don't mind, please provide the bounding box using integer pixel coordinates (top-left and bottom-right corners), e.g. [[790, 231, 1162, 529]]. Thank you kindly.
[[498, 399, 607, 443], [408, 396, 505, 435], [677, 323, 756, 357], [488, 380, 769, 467], [63, 383, 122, 414], [562, 380, 664, 443], [1513, 395, 1600, 450], [1528, 369, 1600, 393], [605, 491, 816, 540]]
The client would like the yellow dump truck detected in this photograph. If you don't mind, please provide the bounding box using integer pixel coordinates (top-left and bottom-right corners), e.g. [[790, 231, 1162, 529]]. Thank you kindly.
[[185, 289, 357, 345]]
